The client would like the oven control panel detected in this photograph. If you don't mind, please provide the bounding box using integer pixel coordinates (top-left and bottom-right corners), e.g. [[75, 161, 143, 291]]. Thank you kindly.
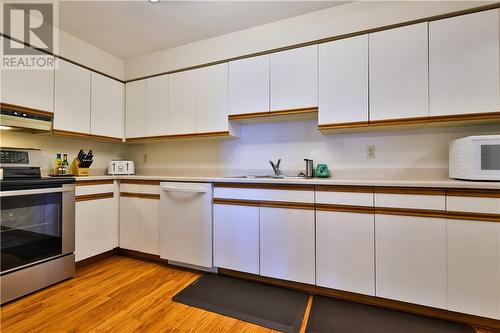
[[0, 148, 42, 168], [1, 150, 29, 164]]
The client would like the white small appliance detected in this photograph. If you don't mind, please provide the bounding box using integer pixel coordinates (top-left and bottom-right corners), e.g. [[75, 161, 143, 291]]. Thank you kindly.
[[108, 160, 135, 175], [449, 135, 500, 181], [160, 182, 213, 271]]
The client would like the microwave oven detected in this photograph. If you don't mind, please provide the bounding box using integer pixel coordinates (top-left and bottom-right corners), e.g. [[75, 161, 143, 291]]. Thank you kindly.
[[449, 135, 500, 181]]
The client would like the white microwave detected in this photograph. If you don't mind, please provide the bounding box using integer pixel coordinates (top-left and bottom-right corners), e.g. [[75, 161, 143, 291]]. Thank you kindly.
[[449, 135, 500, 181]]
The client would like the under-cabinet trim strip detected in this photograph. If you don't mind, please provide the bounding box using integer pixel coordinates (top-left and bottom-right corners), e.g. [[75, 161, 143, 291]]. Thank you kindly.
[[120, 192, 160, 200], [75, 192, 114, 202]]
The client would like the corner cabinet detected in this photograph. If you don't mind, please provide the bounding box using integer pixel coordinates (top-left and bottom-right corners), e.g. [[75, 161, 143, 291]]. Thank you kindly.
[[270, 45, 318, 111], [54, 59, 92, 134], [91, 73, 124, 140], [319, 35, 368, 127], [369, 23, 429, 121], [429, 9, 500, 117], [125, 80, 146, 139], [1, 37, 54, 113]]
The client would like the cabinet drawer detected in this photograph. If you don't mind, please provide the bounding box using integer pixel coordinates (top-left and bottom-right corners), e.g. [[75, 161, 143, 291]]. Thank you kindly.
[[447, 196, 500, 215], [375, 193, 445, 211], [120, 183, 141, 193], [75, 183, 114, 196], [140, 184, 160, 195], [316, 190, 373, 207], [214, 186, 313, 203]]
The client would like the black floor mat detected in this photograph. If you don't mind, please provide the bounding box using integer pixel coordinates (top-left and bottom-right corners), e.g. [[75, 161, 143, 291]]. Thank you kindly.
[[306, 295, 476, 333], [172, 274, 309, 333]]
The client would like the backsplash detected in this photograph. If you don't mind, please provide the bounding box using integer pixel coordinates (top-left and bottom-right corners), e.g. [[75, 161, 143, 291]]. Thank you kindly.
[[0, 131, 127, 175]]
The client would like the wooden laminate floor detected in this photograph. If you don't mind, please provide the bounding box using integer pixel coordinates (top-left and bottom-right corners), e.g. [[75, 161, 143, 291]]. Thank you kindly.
[[0, 256, 493, 333]]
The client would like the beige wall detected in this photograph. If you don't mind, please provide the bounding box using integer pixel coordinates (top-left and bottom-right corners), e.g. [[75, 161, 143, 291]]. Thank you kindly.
[[125, 121, 500, 176], [0, 131, 126, 175], [125, 1, 489, 79]]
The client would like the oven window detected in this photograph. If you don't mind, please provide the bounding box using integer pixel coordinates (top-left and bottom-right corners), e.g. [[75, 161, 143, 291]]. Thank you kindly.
[[1, 192, 62, 272], [481, 144, 500, 171]]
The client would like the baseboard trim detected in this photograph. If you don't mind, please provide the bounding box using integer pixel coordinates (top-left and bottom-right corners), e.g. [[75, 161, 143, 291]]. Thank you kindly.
[[218, 268, 500, 331], [75, 248, 119, 269]]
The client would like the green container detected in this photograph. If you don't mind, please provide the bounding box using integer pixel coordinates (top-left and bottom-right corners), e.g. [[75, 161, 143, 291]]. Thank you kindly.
[[315, 164, 330, 178]]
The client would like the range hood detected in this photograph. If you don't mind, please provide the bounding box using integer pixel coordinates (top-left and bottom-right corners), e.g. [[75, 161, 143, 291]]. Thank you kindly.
[[0, 107, 52, 132]]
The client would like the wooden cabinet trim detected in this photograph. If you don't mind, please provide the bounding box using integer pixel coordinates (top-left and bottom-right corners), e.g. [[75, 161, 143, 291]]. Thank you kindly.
[[374, 187, 446, 196], [447, 189, 500, 198], [218, 268, 500, 330], [316, 203, 374, 214], [446, 211, 500, 223], [120, 192, 160, 200], [375, 207, 446, 218], [229, 107, 318, 121], [213, 198, 260, 207], [318, 121, 369, 130], [120, 180, 161, 185], [89, 134, 123, 143], [260, 201, 315, 210], [315, 185, 374, 193], [75, 192, 114, 202], [0, 102, 53, 117], [214, 183, 314, 191], [126, 131, 231, 142], [52, 129, 90, 139], [76, 179, 114, 186]]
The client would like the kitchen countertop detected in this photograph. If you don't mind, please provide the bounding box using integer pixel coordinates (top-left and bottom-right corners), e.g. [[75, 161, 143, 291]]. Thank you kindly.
[[74, 174, 500, 189]]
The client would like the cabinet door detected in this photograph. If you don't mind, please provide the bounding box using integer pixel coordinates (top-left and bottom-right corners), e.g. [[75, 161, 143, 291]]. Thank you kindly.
[[260, 207, 315, 284], [168, 70, 196, 135], [319, 35, 368, 125], [91, 73, 124, 139], [196, 63, 229, 133], [447, 219, 500, 319], [270, 45, 318, 111], [75, 198, 117, 261], [214, 204, 260, 274], [375, 214, 447, 309], [140, 198, 160, 255], [228, 55, 270, 115], [369, 23, 428, 121], [1, 38, 54, 113], [54, 59, 91, 134], [146, 75, 169, 137], [125, 80, 146, 138], [119, 196, 142, 251], [429, 9, 500, 116], [316, 211, 374, 295]]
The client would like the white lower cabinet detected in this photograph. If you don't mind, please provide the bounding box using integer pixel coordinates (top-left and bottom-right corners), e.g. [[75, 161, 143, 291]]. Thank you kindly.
[[260, 207, 315, 284], [119, 196, 160, 255], [119, 196, 142, 251], [375, 214, 447, 309], [214, 204, 260, 274], [75, 197, 118, 262], [316, 211, 375, 295], [447, 219, 500, 319]]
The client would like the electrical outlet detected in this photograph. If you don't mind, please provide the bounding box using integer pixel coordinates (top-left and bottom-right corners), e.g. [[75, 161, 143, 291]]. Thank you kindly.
[[143, 154, 148, 163], [366, 145, 376, 159]]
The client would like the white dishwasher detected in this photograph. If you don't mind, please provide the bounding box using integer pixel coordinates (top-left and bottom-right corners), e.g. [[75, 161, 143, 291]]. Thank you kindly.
[[160, 182, 213, 270]]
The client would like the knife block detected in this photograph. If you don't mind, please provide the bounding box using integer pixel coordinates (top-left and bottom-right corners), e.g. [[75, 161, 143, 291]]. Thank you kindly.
[[72, 159, 89, 176]]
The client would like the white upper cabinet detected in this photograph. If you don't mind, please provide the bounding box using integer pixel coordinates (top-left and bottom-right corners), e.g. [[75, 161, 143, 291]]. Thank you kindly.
[[196, 63, 229, 133], [91, 73, 124, 139], [319, 35, 368, 125], [146, 75, 169, 137], [54, 59, 91, 134], [125, 80, 146, 138], [429, 9, 500, 116], [228, 55, 270, 115], [168, 70, 196, 135], [1, 38, 54, 113], [270, 45, 318, 111], [369, 23, 429, 121]]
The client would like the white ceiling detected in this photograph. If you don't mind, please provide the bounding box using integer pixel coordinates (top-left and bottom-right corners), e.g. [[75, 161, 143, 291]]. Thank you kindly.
[[59, 1, 348, 60]]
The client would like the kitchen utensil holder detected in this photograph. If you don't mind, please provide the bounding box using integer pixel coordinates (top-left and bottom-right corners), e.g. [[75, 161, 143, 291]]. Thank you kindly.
[[72, 159, 89, 176]]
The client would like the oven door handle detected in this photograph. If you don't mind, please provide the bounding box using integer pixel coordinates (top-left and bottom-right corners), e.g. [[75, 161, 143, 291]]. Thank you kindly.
[[0, 187, 73, 197]]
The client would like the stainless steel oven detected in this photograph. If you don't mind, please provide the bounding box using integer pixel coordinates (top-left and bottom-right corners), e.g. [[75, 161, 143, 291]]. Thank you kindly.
[[0, 148, 75, 304]]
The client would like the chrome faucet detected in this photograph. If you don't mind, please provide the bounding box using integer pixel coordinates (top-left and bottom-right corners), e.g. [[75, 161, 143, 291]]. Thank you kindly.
[[269, 159, 281, 177]]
